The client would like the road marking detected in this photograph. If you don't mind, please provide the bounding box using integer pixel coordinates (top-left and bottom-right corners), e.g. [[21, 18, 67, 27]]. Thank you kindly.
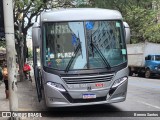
[[137, 101, 160, 110]]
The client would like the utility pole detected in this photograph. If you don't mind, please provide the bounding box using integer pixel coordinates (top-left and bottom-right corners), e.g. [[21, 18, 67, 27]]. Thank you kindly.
[[3, 0, 18, 118]]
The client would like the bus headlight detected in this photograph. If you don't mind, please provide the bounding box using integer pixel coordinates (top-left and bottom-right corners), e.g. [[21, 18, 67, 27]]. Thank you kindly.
[[47, 82, 66, 92], [111, 77, 128, 88]]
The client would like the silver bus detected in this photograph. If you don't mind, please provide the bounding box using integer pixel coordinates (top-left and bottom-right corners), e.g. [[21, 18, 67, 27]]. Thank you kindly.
[[32, 8, 130, 107]]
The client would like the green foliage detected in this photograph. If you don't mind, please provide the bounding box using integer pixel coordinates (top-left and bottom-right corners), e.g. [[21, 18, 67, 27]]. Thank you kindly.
[[14, 0, 77, 65], [13, 0, 49, 81], [124, 6, 157, 43], [144, 24, 160, 43], [28, 48, 33, 59], [78, 0, 160, 44]]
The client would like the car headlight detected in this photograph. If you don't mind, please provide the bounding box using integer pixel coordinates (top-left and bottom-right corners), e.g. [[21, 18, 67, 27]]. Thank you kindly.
[[111, 77, 128, 88], [47, 82, 66, 92]]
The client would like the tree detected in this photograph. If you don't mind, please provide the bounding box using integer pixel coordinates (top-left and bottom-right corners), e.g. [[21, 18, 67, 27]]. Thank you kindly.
[[14, 0, 48, 81], [78, 0, 160, 43], [122, 0, 160, 43], [13, 0, 160, 81], [14, 0, 76, 81]]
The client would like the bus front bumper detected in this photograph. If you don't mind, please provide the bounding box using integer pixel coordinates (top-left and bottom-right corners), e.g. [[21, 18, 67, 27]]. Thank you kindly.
[[44, 79, 128, 107]]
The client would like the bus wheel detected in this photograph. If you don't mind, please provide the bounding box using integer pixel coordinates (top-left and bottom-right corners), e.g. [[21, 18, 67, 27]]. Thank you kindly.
[[145, 69, 151, 78]]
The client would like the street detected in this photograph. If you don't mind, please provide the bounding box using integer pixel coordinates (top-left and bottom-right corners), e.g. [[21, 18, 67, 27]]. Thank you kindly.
[[29, 76, 160, 119], [114, 76, 160, 111], [1, 1, 160, 120], [1, 75, 160, 120]]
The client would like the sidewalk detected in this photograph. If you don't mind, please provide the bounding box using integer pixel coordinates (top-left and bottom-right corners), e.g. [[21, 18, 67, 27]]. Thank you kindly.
[[0, 76, 37, 111], [0, 71, 46, 120], [0, 82, 9, 111], [17, 78, 46, 111]]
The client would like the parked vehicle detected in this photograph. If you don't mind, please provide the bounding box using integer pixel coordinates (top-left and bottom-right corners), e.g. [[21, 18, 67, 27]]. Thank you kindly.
[[127, 42, 160, 78], [32, 8, 130, 107]]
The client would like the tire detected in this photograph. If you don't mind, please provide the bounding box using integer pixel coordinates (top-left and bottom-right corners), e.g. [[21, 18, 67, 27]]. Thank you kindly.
[[129, 70, 133, 76], [138, 73, 144, 77], [145, 69, 151, 78], [128, 67, 133, 76]]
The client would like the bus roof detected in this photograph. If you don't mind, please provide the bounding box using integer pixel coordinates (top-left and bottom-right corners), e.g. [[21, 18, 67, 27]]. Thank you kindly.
[[40, 8, 123, 22]]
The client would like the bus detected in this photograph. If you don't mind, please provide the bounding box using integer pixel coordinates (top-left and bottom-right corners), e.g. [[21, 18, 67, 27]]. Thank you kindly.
[[32, 8, 130, 107]]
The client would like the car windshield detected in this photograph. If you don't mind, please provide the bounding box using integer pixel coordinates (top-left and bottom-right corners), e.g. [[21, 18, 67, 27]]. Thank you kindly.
[[43, 21, 127, 71]]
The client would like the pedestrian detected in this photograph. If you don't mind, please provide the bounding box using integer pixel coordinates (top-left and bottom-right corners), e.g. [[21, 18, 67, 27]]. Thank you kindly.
[[2, 64, 9, 99], [23, 63, 31, 80]]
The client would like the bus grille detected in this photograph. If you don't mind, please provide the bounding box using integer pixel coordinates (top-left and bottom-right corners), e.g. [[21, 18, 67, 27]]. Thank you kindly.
[[61, 74, 114, 84]]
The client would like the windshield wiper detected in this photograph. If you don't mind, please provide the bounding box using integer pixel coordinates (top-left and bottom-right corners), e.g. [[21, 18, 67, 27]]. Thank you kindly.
[[65, 34, 82, 73], [90, 36, 111, 69]]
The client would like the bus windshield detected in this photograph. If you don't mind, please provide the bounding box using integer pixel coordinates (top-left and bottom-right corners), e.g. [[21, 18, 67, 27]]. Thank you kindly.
[[43, 21, 127, 71]]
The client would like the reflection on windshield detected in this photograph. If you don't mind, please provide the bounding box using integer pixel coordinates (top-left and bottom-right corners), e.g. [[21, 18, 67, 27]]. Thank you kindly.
[[90, 34, 111, 69], [67, 22, 87, 70], [44, 22, 87, 70], [43, 20, 127, 71], [65, 41, 82, 73], [87, 21, 126, 68]]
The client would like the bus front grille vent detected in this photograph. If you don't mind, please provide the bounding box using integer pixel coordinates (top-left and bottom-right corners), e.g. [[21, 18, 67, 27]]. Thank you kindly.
[[61, 74, 114, 84]]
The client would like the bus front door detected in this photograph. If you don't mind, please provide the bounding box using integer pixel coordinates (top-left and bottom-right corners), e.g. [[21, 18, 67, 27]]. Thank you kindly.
[[33, 47, 42, 102]]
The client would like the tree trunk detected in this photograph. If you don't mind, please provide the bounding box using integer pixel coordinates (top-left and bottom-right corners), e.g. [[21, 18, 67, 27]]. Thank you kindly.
[[14, 24, 29, 81], [23, 35, 27, 63], [15, 34, 24, 81], [19, 45, 24, 81]]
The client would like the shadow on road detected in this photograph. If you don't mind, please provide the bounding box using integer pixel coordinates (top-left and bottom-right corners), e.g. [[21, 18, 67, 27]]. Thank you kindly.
[[43, 104, 122, 117]]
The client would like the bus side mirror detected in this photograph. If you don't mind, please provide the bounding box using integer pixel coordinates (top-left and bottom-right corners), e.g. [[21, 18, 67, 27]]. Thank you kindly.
[[32, 22, 41, 47], [123, 22, 130, 44]]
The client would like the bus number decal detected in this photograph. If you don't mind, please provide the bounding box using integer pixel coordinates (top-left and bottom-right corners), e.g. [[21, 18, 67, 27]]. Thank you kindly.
[[95, 83, 104, 88]]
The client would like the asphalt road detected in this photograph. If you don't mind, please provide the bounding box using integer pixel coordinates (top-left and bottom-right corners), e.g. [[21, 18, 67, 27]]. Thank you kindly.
[[34, 76, 160, 120], [1, 71, 160, 120], [7, 75, 159, 120], [113, 76, 160, 111]]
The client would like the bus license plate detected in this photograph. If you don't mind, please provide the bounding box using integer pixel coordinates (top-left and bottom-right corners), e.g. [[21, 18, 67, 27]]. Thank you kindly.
[[82, 94, 96, 99]]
